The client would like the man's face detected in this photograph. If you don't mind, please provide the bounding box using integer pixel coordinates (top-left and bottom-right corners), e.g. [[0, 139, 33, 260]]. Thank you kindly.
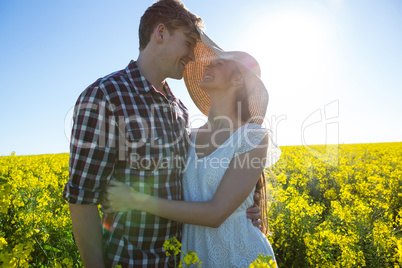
[[160, 27, 197, 80]]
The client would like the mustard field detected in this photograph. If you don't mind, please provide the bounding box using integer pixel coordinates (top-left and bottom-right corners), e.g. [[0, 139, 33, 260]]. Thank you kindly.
[[267, 142, 402, 267], [0, 142, 401, 267]]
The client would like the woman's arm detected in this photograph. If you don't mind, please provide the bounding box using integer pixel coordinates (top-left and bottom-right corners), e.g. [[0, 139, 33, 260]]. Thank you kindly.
[[103, 135, 269, 228]]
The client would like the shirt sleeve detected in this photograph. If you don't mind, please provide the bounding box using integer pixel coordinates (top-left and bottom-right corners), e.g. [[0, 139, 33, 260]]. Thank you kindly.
[[234, 124, 281, 168], [63, 84, 116, 204]]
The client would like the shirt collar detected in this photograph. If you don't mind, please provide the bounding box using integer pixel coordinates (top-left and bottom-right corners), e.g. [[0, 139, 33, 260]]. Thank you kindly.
[[125, 60, 179, 102], [125, 60, 152, 94], [163, 82, 179, 103]]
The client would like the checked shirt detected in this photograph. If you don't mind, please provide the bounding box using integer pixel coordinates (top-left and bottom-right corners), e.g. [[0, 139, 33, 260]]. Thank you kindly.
[[63, 60, 190, 267]]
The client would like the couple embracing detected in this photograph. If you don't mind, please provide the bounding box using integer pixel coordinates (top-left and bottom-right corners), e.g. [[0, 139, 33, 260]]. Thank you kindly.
[[63, 0, 280, 267]]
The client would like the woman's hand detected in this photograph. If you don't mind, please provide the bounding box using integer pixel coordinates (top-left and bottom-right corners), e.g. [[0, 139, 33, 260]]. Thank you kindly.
[[101, 180, 139, 213]]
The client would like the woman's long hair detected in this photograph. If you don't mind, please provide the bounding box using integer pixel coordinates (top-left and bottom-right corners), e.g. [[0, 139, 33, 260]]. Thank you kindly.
[[255, 172, 272, 235], [235, 81, 272, 236]]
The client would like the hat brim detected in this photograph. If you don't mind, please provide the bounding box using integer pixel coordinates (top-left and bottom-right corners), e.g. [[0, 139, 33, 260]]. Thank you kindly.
[[183, 28, 269, 125]]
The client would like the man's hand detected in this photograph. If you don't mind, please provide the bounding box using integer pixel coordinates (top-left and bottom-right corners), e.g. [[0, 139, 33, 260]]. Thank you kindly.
[[246, 192, 262, 231]]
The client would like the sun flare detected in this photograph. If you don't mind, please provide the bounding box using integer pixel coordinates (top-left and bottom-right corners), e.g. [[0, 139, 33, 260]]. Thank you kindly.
[[244, 9, 335, 94]]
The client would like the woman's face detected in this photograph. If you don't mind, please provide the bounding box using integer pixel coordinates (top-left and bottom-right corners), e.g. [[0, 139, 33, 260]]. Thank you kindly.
[[198, 58, 240, 91]]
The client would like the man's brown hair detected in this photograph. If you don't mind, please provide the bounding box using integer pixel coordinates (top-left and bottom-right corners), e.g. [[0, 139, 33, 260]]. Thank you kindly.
[[139, 0, 204, 51]]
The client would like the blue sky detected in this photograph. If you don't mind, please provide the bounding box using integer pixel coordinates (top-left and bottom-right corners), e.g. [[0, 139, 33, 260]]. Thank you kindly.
[[0, 0, 401, 156]]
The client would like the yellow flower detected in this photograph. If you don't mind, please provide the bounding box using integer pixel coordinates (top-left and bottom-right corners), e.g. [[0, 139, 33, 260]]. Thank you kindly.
[[249, 254, 276, 268], [183, 254, 192, 265], [163, 236, 182, 257]]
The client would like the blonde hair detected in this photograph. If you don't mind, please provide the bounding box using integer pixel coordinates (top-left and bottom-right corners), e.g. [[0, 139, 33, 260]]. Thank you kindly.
[[234, 78, 272, 235]]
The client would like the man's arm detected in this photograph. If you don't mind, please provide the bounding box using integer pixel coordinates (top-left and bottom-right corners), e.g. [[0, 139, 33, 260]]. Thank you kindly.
[[64, 86, 117, 266], [69, 203, 105, 268]]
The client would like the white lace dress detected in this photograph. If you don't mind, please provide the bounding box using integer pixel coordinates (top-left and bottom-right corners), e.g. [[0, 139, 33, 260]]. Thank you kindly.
[[181, 123, 280, 268]]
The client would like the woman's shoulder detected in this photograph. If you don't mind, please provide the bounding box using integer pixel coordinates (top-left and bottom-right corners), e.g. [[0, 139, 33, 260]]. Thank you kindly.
[[242, 123, 268, 130], [238, 123, 269, 138], [232, 123, 270, 156]]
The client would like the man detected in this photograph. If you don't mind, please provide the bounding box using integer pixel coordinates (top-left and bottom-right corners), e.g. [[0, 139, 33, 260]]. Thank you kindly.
[[63, 0, 261, 267]]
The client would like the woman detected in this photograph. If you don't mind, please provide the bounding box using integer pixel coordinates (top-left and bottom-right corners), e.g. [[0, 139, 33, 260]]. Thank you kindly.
[[103, 29, 281, 267]]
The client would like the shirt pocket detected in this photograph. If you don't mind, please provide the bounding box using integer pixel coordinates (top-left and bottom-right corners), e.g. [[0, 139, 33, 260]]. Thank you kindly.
[[125, 126, 171, 171]]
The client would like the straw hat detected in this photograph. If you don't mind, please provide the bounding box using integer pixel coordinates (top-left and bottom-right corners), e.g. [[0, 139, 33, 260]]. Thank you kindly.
[[183, 27, 269, 125]]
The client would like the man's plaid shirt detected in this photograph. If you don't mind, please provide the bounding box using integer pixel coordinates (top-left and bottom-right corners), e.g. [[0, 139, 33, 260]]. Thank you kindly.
[[63, 60, 190, 267]]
